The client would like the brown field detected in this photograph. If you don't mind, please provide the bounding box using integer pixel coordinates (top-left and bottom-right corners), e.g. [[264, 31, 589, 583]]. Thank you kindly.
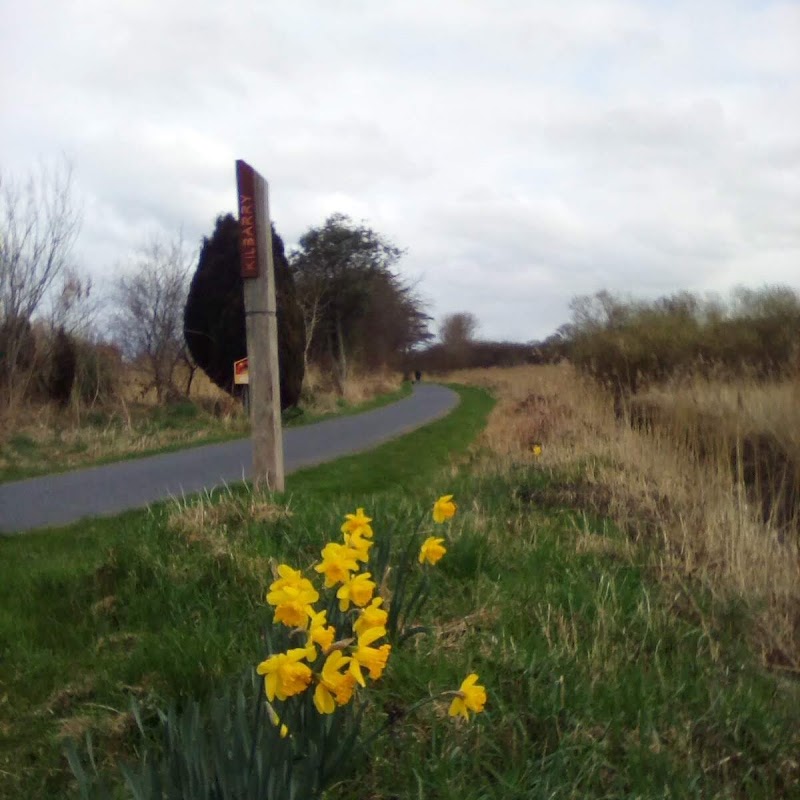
[[442, 364, 800, 669]]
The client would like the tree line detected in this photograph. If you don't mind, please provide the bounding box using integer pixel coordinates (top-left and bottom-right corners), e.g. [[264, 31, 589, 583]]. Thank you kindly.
[[11, 160, 786, 421], [559, 287, 800, 397], [0, 161, 434, 416]]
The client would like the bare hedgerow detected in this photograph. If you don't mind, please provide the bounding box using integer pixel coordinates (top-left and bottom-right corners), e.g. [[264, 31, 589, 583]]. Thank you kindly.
[[0, 159, 82, 409]]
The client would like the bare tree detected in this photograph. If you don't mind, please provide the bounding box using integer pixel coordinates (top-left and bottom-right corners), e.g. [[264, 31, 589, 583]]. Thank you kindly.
[[439, 311, 479, 347], [114, 234, 194, 403], [0, 160, 82, 403], [48, 267, 98, 338], [296, 283, 329, 376]]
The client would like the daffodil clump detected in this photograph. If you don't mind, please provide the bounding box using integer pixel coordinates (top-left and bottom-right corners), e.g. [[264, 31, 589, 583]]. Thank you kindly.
[[256, 507, 384, 722], [255, 495, 487, 736], [66, 495, 486, 799]]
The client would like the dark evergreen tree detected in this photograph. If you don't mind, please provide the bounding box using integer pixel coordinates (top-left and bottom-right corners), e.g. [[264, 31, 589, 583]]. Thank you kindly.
[[184, 214, 305, 409], [48, 327, 77, 406]]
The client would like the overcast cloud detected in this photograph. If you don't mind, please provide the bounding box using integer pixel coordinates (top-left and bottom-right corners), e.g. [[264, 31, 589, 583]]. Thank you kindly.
[[2, 0, 798, 341]]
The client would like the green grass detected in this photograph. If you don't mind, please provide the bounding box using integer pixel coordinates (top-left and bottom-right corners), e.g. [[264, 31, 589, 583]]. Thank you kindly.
[[341, 472, 800, 798], [287, 384, 490, 499], [0, 382, 412, 484], [1, 383, 799, 798], [0, 384, 492, 797]]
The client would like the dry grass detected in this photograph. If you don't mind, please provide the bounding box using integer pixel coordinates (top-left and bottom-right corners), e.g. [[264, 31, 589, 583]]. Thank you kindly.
[[119, 364, 231, 407], [0, 397, 248, 479], [168, 489, 292, 541], [166, 488, 293, 580], [301, 364, 402, 414], [441, 364, 612, 468], [635, 376, 800, 484], [0, 362, 246, 475], [443, 364, 800, 668]]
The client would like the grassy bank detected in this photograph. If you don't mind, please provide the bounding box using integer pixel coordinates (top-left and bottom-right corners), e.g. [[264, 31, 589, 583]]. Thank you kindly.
[[0, 378, 411, 484], [446, 364, 800, 669], [336, 468, 799, 798], [2, 373, 799, 798]]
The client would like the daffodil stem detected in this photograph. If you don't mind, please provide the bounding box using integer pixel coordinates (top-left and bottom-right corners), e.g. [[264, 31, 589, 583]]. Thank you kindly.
[[386, 510, 428, 642], [362, 691, 452, 748], [247, 676, 265, 780]]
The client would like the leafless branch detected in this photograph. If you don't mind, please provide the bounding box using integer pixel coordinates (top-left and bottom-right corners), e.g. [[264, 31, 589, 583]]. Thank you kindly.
[[0, 159, 82, 404], [113, 232, 195, 403]]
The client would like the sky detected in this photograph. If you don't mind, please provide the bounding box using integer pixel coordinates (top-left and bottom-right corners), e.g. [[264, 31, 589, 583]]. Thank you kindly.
[[1, 0, 799, 342]]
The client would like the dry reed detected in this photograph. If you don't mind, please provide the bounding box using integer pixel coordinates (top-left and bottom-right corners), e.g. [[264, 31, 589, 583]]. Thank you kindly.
[[445, 364, 800, 667], [301, 364, 402, 415]]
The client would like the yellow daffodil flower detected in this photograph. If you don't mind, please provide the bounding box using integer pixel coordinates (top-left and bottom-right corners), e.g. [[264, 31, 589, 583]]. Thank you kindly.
[[353, 596, 388, 638], [343, 528, 373, 563], [256, 648, 313, 701], [349, 626, 391, 687], [273, 599, 313, 628], [313, 650, 356, 714], [266, 567, 319, 609], [268, 564, 305, 593], [418, 535, 447, 565], [341, 507, 374, 539], [531, 443, 542, 457], [432, 494, 457, 524], [336, 571, 376, 612], [448, 673, 487, 721], [314, 542, 359, 588], [265, 703, 290, 738], [304, 609, 336, 661], [266, 566, 319, 627]]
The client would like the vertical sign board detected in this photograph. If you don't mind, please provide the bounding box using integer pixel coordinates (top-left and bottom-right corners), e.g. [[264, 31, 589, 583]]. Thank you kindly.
[[237, 166, 259, 279], [236, 160, 285, 491]]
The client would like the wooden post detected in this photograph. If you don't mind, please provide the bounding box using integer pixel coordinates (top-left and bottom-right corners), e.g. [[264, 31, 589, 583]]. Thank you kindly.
[[236, 160, 284, 491]]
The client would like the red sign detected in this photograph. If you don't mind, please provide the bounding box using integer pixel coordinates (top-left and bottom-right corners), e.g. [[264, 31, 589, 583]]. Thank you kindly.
[[233, 357, 249, 385], [236, 160, 259, 279]]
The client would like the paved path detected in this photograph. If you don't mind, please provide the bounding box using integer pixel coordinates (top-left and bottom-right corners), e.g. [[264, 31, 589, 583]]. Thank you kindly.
[[0, 384, 459, 535]]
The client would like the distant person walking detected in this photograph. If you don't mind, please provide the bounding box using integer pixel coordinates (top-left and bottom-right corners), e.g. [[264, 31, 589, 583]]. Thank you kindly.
[[414, 370, 422, 383]]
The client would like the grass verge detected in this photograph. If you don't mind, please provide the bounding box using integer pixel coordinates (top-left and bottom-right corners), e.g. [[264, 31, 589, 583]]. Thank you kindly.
[[0, 382, 412, 484], [334, 467, 800, 799], [283, 378, 412, 430]]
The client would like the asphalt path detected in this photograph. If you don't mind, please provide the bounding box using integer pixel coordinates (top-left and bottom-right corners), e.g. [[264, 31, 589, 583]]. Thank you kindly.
[[0, 383, 459, 535]]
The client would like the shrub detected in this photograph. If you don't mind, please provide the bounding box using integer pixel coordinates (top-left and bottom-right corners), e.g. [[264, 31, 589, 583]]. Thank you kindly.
[[567, 286, 800, 395], [72, 342, 121, 405], [48, 327, 77, 406]]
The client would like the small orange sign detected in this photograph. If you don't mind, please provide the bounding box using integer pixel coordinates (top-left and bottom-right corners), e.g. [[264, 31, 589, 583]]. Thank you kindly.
[[234, 357, 249, 385]]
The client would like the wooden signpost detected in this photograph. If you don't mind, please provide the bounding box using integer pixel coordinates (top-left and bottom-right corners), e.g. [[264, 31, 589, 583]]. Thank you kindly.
[[236, 160, 284, 491]]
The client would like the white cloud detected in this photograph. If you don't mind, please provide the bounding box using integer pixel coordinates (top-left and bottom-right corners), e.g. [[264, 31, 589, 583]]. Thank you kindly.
[[1, 0, 798, 341]]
